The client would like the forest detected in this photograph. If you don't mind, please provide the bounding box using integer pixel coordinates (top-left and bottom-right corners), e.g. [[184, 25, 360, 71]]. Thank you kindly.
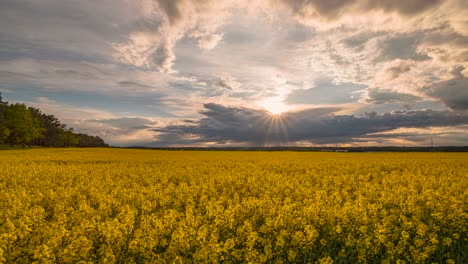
[[0, 94, 107, 147]]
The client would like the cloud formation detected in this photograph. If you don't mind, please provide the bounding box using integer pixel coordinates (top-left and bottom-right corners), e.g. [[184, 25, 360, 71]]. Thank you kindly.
[[423, 67, 468, 110], [363, 88, 421, 105], [111, 0, 457, 73], [152, 103, 468, 146], [113, 0, 232, 72]]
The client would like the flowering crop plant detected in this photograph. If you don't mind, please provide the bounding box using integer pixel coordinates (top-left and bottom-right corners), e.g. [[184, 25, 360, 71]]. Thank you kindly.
[[0, 149, 466, 263]]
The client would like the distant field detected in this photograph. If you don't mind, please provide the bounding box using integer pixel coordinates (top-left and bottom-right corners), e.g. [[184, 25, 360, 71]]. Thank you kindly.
[[0, 149, 467, 263]]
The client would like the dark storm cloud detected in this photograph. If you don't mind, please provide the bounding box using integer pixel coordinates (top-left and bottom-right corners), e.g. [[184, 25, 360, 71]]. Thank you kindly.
[[423, 67, 468, 110], [152, 103, 468, 145], [364, 88, 422, 104], [153, 103, 338, 145]]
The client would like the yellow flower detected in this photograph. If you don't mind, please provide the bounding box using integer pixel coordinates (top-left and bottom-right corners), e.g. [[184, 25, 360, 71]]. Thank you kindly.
[[443, 237, 452, 246], [320, 239, 327, 246], [401, 231, 409, 240], [335, 225, 342, 234], [318, 256, 333, 264]]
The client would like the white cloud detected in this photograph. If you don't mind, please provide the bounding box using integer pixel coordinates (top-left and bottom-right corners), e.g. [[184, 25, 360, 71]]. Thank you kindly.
[[197, 33, 224, 51], [113, 0, 233, 73]]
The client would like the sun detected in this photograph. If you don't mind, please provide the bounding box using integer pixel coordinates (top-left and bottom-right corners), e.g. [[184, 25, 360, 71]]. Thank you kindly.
[[259, 98, 289, 115]]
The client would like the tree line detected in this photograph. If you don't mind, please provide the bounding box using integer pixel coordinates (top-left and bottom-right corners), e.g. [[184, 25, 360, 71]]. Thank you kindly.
[[0, 94, 108, 147]]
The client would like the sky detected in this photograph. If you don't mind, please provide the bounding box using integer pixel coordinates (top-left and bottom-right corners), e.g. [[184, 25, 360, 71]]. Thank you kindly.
[[1, 0, 467, 147]]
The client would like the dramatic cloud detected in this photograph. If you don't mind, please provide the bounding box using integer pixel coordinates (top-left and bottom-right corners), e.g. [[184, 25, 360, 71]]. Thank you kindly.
[[113, 0, 232, 72], [111, 0, 452, 73], [423, 67, 468, 110], [152, 103, 468, 146], [363, 88, 421, 105]]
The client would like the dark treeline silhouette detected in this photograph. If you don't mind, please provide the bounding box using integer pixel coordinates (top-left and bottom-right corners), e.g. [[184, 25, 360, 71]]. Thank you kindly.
[[0, 93, 107, 148]]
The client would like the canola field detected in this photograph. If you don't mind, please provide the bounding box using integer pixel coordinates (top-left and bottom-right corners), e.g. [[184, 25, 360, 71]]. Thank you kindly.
[[0, 148, 467, 263]]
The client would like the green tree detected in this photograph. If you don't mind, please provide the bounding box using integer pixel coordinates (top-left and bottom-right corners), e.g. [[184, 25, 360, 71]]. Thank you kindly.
[[76, 133, 108, 147], [29, 107, 66, 147], [0, 94, 10, 143], [57, 129, 79, 147], [1, 93, 108, 148], [5, 103, 44, 147]]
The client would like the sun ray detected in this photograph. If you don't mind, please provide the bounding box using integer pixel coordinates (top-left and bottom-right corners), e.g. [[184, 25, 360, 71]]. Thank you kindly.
[[258, 110, 290, 147]]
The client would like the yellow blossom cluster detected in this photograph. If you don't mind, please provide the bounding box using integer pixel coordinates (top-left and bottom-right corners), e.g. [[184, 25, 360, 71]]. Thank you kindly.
[[0, 149, 466, 263]]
